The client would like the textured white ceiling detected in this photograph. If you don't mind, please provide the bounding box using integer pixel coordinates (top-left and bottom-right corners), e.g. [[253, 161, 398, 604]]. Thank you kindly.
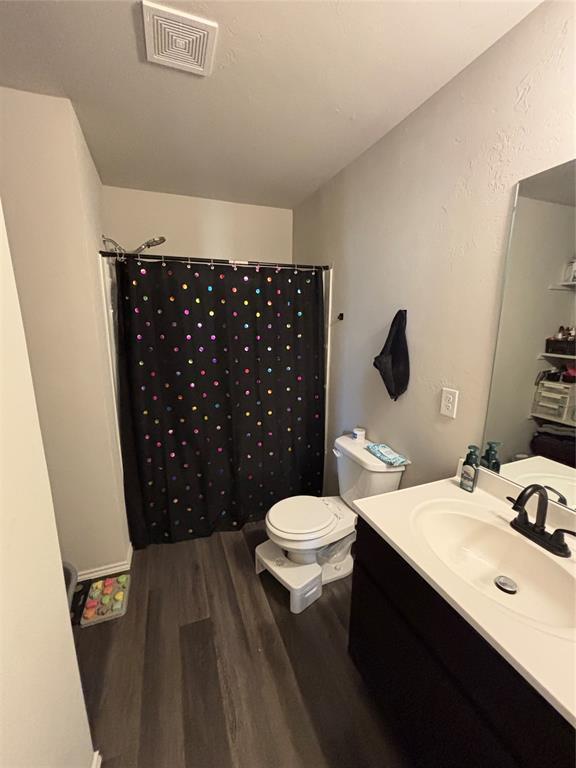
[[0, 0, 541, 207]]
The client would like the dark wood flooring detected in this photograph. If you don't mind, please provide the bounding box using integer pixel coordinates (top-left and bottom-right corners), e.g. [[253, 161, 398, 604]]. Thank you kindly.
[[75, 524, 411, 768]]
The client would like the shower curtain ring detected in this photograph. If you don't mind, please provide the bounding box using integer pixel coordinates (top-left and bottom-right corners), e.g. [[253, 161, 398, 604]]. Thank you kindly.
[[276, 264, 280, 273], [210, 259, 215, 270]]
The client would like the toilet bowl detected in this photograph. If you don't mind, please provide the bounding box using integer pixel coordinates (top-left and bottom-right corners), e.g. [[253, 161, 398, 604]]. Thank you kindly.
[[266, 495, 356, 564], [255, 433, 409, 613]]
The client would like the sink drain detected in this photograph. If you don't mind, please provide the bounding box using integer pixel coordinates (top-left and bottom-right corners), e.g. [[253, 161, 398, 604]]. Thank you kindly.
[[494, 575, 518, 594]]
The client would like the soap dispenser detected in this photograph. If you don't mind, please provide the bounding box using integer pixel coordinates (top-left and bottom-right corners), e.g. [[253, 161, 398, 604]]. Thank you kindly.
[[481, 441, 502, 473], [460, 445, 480, 493]]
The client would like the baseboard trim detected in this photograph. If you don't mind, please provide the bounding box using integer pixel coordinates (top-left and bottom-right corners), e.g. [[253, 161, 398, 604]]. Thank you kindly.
[[91, 751, 102, 768], [78, 542, 133, 581]]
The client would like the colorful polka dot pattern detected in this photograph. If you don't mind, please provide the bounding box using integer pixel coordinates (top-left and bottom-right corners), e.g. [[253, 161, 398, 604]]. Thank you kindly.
[[117, 260, 325, 544]]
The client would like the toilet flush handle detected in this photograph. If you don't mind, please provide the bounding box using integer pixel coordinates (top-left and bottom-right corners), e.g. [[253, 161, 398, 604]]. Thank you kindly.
[[332, 448, 342, 458]]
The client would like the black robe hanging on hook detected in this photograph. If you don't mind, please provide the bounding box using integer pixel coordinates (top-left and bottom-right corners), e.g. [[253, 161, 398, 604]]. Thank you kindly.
[[373, 310, 409, 401]]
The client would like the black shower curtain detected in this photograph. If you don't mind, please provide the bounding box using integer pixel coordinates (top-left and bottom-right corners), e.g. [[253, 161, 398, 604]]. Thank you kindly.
[[116, 258, 325, 547]]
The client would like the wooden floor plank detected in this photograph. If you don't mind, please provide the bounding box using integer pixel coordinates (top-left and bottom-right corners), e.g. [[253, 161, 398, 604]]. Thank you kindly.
[[261, 570, 410, 768], [221, 531, 332, 768], [324, 576, 352, 634], [76, 549, 150, 765], [180, 619, 234, 768], [76, 527, 412, 768], [101, 749, 138, 768], [146, 540, 209, 626], [199, 533, 330, 768], [74, 618, 115, 737], [136, 539, 209, 768], [138, 587, 186, 768], [241, 520, 268, 553], [196, 534, 287, 768]]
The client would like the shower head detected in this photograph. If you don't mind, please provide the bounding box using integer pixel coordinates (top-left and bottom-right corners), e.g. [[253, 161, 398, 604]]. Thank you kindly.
[[133, 237, 166, 254]]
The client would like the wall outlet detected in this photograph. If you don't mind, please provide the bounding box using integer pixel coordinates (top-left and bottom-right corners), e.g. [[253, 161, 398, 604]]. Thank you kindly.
[[440, 387, 459, 418]]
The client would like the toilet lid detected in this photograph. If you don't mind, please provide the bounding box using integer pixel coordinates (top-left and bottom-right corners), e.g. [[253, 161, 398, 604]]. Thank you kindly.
[[267, 496, 336, 536]]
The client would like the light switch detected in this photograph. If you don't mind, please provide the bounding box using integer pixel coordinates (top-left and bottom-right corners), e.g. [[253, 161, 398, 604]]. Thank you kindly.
[[440, 388, 459, 419]]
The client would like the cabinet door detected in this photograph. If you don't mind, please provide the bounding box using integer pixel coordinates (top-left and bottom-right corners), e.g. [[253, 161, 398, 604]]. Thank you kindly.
[[349, 562, 519, 768], [353, 519, 575, 768]]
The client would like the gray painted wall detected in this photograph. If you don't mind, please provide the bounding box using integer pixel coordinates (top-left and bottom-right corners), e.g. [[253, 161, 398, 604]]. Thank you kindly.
[[294, 2, 575, 490]]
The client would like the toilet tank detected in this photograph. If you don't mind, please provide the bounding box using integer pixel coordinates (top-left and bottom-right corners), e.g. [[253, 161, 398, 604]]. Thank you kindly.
[[334, 434, 407, 509]]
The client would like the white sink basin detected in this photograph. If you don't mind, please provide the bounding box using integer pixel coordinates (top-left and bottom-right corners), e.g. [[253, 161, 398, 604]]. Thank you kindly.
[[414, 499, 576, 635]]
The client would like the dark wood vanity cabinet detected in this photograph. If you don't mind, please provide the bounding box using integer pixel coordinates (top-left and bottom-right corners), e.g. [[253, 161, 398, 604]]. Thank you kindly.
[[349, 518, 575, 768]]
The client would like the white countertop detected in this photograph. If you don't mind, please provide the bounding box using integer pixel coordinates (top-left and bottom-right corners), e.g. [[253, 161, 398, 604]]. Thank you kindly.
[[355, 469, 576, 726]]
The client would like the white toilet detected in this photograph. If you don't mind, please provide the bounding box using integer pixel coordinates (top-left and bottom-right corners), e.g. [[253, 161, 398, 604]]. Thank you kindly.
[[255, 433, 408, 613]]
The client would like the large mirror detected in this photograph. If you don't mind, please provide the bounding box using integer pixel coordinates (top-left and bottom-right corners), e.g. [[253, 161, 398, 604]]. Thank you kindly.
[[484, 160, 576, 507]]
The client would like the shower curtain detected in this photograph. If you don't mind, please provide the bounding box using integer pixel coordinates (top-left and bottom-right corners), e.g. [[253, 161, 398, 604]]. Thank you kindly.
[[116, 258, 325, 547]]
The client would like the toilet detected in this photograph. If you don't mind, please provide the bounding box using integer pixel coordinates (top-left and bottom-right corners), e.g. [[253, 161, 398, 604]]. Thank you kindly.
[[255, 433, 408, 613]]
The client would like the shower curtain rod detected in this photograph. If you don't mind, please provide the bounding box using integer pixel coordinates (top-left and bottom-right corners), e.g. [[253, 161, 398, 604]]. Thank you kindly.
[[99, 251, 330, 272]]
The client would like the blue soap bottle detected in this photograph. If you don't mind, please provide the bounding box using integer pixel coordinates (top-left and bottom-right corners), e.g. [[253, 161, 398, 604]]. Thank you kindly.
[[481, 441, 502, 473], [460, 445, 480, 493]]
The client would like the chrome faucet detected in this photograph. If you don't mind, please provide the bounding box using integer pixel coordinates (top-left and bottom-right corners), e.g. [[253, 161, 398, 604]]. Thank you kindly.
[[507, 484, 575, 558]]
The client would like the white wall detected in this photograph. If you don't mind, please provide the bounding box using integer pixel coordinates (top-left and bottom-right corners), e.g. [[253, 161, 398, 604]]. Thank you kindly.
[[102, 185, 293, 263], [0, 86, 131, 576], [0, 199, 95, 767], [485, 196, 575, 461], [293, 1, 575, 490]]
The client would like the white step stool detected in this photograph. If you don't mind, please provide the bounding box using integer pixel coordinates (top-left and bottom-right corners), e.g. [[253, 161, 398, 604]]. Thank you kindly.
[[255, 539, 323, 614], [255, 539, 355, 613]]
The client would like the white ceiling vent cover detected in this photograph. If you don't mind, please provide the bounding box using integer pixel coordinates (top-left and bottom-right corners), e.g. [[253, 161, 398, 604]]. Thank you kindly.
[[142, 1, 218, 77]]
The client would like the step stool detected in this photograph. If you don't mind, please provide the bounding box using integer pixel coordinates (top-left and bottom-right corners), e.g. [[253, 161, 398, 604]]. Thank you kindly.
[[255, 539, 323, 614]]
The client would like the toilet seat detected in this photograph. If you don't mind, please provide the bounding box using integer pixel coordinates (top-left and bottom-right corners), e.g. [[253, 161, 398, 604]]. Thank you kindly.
[[265, 495, 356, 552], [267, 496, 337, 541]]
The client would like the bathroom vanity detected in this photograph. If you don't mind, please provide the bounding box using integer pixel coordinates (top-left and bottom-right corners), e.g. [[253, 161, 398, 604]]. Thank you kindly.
[[349, 471, 575, 768]]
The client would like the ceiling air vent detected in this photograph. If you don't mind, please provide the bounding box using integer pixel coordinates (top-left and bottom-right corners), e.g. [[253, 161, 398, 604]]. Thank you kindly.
[[142, 1, 218, 77]]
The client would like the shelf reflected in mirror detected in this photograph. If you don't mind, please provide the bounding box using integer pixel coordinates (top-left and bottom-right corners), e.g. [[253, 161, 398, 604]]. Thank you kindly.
[[484, 159, 576, 508]]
